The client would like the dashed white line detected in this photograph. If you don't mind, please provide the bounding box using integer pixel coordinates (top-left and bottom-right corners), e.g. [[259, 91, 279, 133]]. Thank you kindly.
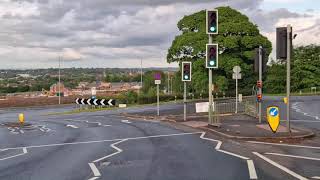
[[253, 152, 308, 180], [265, 152, 320, 161], [247, 160, 258, 179], [248, 141, 320, 149]]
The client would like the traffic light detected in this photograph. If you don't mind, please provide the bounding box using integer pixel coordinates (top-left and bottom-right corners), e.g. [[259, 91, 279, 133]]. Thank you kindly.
[[257, 94, 262, 102], [257, 81, 262, 88], [182, 62, 192, 81], [254, 48, 268, 73], [276, 27, 292, 59], [206, 44, 218, 68], [206, 10, 218, 34]]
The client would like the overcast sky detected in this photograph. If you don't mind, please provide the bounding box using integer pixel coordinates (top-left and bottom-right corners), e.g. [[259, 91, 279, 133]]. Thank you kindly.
[[0, 0, 319, 69]]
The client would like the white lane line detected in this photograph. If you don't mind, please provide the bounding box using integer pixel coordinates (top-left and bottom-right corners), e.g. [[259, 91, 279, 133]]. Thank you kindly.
[[102, 125, 111, 127], [253, 152, 308, 180], [217, 149, 249, 160], [247, 160, 258, 179], [265, 152, 320, 161], [2, 132, 202, 150], [0, 147, 28, 161], [0, 149, 7, 152], [93, 139, 128, 163], [312, 176, 320, 179], [248, 141, 320, 150], [88, 163, 101, 177], [19, 130, 24, 134], [66, 125, 79, 129], [199, 132, 256, 179]]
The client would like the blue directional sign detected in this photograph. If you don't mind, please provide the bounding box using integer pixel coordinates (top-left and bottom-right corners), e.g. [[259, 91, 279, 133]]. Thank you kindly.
[[269, 107, 278, 117]]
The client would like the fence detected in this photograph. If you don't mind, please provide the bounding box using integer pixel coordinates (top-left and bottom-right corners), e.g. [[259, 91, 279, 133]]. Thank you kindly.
[[214, 96, 257, 117]]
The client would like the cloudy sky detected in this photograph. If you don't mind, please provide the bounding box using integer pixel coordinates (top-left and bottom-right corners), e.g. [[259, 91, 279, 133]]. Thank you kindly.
[[0, 0, 319, 69]]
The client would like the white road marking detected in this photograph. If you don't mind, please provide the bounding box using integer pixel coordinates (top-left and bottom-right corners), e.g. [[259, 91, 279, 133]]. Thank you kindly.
[[88, 139, 128, 180], [102, 125, 111, 127], [121, 120, 131, 123], [88, 163, 101, 177], [247, 160, 258, 179], [217, 149, 249, 160], [312, 176, 320, 179], [281, 120, 320, 123], [199, 132, 256, 178], [253, 152, 308, 180], [19, 130, 24, 134], [0, 149, 7, 152], [66, 125, 78, 129], [265, 152, 320, 161], [93, 139, 127, 163], [88, 177, 100, 180], [2, 132, 202, 150], [0, 147, 28, 161], [248, 141, 320, 150]]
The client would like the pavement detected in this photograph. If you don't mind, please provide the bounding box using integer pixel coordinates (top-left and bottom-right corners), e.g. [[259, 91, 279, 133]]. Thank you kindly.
[[0, 96, 319, 180]]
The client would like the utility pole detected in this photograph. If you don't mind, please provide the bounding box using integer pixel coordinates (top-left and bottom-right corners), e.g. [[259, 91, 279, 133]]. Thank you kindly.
[[58, 56, 61, 105], [286, 25, 292, 133], [208, 35, 213, 124], [258, 46, 262, 123]]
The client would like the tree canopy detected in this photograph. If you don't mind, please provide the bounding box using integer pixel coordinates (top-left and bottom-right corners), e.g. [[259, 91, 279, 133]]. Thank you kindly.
[[167, 6, 272, 95]]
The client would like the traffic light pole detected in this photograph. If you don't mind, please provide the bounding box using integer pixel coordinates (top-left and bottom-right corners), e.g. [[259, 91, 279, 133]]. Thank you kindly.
[[208, 35, 213, 124], [157, 84, 160, 116], [286, 25, 291, 133], [184, 82, 187, 121], [259, 46, 262, 123]]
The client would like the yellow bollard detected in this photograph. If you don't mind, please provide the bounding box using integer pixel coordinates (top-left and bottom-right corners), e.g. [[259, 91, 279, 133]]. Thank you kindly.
[[19, 113, 24, 125], [283, 97, 288, 104]]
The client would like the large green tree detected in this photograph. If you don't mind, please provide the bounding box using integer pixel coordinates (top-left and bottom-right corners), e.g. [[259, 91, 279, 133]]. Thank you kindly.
[[167, 6, 272, 95]]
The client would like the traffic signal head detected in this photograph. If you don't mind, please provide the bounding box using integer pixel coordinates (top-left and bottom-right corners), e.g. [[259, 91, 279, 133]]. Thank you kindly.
[[254, 48, 268, 73], [257, 81, 262, 88], [206, 44, 218, 68], [206, 10, 218, 34], [257, 94, 262, 102], [276, 27, 292, 59], [182, 62, 192, 81]]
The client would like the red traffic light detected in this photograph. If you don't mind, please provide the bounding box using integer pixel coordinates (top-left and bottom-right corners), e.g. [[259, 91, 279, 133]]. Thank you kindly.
[[257, 81, 262, 88]]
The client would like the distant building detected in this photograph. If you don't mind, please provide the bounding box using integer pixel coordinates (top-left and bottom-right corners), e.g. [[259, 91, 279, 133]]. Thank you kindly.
[[50, 82, 71, 96], [17, 74, 31, 78]]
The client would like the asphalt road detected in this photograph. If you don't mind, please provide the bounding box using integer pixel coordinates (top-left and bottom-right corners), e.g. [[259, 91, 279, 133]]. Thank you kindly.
[[0, 96, 319, 180]]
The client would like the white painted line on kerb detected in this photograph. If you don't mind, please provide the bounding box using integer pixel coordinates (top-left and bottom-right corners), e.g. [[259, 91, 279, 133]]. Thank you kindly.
[[247, 160, 258, 179], [93, 139, 127, 163], [265, 152, 320, 161], [248, 141, 320, 150], [23, 147, 27, 154], [253, 152, 308, 180], [312, 176, 320, 179], [88, 163, 101, 177]]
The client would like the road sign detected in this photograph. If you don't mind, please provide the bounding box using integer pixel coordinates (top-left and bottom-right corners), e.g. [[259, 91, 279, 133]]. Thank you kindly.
[[75, 98, 116, 106], [91, 87, 96, 96], [283, 97, 288, 104], [195, 102, 214, 113], [154, 73, 161, 80], [155, 80, 161, 85], [267, 106, 280, 133], [239, 94, 243, 102], [233, 66, 241, 73], [232, 73, 242, 79]]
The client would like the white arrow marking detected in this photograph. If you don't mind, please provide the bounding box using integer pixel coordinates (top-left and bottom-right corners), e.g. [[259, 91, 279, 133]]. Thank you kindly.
[[93, 99, 99, 106], [270, 109, 277, 116], [100, 99, 105, 106], [108, 99, 113, 106], [81, 99, 85, 105], [87, 99, 91, 105]]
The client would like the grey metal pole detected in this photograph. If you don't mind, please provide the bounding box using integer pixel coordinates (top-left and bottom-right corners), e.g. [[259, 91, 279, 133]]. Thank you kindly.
[[140, 59, 143, 89], [184, 82, 187, 121], [157, 84, 160, 116], [167, 71, 170, 94], [259, 46, 262, 123], [208, 35, 213, 124], [58, 56, 61, 105], [286, 25, 291, 133], [235, 75, 238, 113], [170, 77, 173, 94]]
